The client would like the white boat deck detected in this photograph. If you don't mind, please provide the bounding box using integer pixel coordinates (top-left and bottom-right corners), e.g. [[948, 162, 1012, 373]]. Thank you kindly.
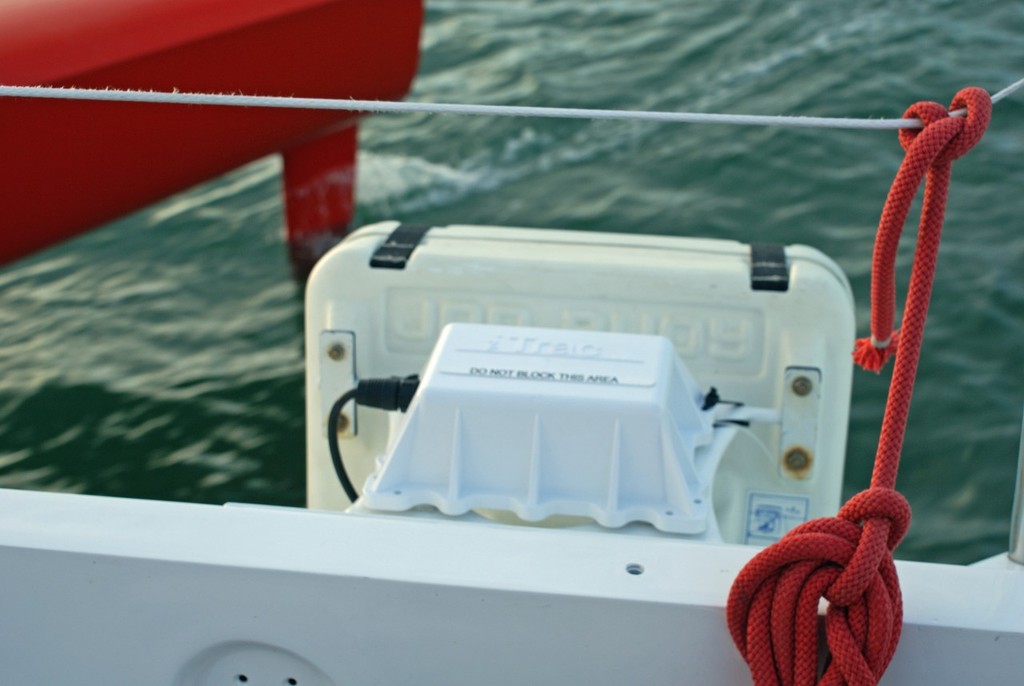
[[1, 487, 1020, 685]]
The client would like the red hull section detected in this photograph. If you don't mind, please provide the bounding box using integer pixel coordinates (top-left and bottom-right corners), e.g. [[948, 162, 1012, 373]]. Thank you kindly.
[[0, 0, 423, 266]]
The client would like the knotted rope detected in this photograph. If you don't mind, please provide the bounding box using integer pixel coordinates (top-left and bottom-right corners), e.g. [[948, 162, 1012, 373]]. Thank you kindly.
[[726, 87, 991, 686]]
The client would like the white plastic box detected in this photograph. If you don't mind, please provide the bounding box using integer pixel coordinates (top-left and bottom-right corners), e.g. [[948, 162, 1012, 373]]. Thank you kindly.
[[305, 221, 855, 544], [360, 323, 719, 534]]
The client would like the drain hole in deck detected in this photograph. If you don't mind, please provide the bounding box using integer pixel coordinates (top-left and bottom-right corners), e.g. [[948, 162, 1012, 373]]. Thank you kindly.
[[626, 563, 645, 575]]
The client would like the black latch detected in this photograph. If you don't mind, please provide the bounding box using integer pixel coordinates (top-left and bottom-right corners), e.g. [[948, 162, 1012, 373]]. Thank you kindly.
[[369, 223, 434, 269], [750, 243, 789, 292]]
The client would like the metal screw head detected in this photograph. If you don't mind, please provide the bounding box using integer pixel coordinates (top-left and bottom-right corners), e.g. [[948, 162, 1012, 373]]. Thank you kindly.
[[327, 343, 346, 361], [336, 412, 350, 434], [791, 375, 813, 397], [784, 447, 812, 474]]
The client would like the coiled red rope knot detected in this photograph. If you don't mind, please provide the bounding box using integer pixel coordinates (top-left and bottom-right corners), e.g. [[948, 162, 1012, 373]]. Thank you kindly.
[[728, 86, 990, 686], [727, 489, 910, 685], [852, 87, 991, 372]]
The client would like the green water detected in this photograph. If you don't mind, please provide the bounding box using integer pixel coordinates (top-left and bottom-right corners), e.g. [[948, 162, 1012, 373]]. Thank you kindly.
[[1, 0, 1021, 564]]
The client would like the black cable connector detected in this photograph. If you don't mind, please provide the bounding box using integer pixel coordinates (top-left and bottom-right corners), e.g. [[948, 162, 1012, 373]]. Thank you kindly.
[[702, 387, 721, 411], [354, 374, 420, 412], [702, 386, 745, 411], [327, 375, 420, 503]]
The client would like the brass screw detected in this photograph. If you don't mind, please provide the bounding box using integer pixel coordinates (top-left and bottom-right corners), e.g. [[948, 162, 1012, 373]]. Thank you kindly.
[[784, 447, 811, 473], [327, 343, 346, 361], [336, 412, 350, 434], [791, 375, 813, 397]]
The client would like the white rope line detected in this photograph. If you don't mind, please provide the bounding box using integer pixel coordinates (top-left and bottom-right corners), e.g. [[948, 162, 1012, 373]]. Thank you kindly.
[[0, 75, 1021, 131], [991, 74, 1024, 104]]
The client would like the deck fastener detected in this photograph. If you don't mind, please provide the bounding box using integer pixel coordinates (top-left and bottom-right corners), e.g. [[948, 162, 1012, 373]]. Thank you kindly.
[[791, 375, 813, 396], [784, 446, 812, 473]]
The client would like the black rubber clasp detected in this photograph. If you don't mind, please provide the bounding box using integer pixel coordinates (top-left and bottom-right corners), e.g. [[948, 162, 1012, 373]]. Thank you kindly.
[[369, 223, 434, 269], [750, 243, 789, 292]]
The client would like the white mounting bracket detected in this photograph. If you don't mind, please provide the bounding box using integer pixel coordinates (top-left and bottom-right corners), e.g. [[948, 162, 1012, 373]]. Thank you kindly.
[[779, 366, 822, 480], [318, 330, 357, 438]]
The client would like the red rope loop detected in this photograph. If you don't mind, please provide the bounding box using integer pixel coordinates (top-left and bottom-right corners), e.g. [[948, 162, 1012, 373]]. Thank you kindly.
[[727, 87, 990, 686], [853, 87, 991, 372]]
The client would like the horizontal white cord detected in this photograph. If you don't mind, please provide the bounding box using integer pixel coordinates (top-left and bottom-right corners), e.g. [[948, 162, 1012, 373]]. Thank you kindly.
[[0, 75, 1020, 131], [715, 405, 782, 425], [0, 84, 917, 129], [991, 74, 1024, 104], [732, 408, 783, 425]]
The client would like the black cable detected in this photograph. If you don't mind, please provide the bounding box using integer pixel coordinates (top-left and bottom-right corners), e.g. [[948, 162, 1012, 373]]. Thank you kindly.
[[327, 376, 421, 503], [328, 388, 360, 503]]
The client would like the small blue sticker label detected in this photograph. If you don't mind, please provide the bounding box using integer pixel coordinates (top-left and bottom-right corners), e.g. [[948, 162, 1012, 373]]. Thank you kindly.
[[745, 492, 810, 545]]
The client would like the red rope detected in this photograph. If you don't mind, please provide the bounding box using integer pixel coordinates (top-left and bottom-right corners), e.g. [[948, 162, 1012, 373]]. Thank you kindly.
[[726, 87, 991, 686]]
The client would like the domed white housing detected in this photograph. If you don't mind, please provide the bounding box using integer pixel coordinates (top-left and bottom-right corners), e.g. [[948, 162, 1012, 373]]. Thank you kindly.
[[360, 323, 721, 534]]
